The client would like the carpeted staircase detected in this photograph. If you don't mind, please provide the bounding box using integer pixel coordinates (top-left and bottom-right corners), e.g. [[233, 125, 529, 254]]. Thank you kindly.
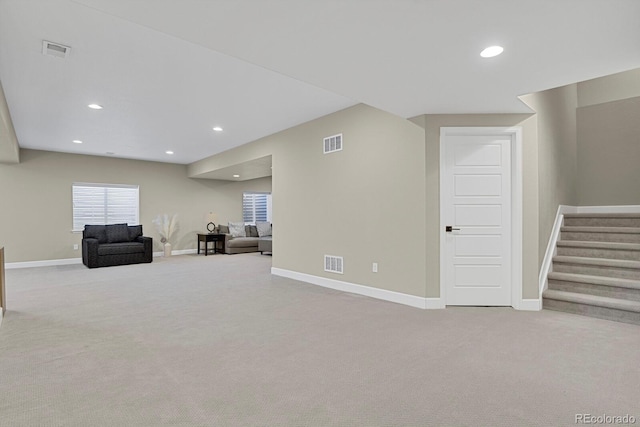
[[543, 213, 640, 325]]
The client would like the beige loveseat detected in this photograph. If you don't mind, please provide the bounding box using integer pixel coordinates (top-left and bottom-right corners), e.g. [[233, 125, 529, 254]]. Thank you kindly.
[[218, 223, 272, 255]]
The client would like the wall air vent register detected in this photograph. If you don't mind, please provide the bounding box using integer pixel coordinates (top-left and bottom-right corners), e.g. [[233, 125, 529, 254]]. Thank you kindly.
[[323, 134, 343, 154], [324, 255, 344, 274]]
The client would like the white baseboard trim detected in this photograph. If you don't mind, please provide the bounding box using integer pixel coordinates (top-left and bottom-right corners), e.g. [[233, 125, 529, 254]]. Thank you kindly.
[[271, 267, 444, 310], [514, 298, 542, 311], [0, 311, 3, 328], [153, 249, 197, 257], [425, 297, 446, 309], [6, 257, 82, 269], [174, 249, 197, 255]]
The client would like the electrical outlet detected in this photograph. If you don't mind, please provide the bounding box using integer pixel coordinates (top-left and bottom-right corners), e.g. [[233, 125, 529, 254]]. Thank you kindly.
[[372, 262, 378, 273], [73, 244, 79, 250]]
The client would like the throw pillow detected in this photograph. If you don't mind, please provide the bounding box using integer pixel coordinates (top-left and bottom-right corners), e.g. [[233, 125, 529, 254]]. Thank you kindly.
[[84, 225, 107, 243], [247, 225, 259, 237], [106, 223, 130, 243], [228, 222, 246, 238], [128, 225, 143, 241], [218, 224, 229, 234], [256, 221, 272, 237]]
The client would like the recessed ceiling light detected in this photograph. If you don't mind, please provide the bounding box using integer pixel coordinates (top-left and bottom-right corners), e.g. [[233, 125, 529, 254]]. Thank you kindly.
[[88, 104, 103, 109], [480, 46, 504, 58], [166, 151, 174, 155], [213, 126, 223, 132], [233, 174, 240, 178], [72, 140, 83, 144]]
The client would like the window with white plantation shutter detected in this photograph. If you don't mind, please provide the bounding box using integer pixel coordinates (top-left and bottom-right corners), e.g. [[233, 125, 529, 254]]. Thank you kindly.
[[72, 183, 139, 231], [242, 192, 272, 225]]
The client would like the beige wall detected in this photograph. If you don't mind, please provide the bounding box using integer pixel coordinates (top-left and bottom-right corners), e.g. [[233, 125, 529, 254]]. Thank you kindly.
[[520, 84, 578, 265], [577, 68, 640, 108], [191, 104, 429, 298], [0, 149, 271, 263], [0, 79, 20, 164], [275, 105, 427, 297], [412, 114, 539, 299], [576, 96, 640, 205], [574, 68, 640, 205]]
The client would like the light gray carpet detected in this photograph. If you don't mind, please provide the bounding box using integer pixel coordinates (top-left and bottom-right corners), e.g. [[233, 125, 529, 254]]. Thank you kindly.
[[1, 254, 639, 426]]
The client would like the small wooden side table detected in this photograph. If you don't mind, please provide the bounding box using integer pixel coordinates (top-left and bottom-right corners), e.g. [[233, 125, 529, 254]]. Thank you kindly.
[[197, 233, 225, 255]]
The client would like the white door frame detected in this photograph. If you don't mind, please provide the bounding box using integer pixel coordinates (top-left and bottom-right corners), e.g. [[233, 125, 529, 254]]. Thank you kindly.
[[439, 127, 523, 308]]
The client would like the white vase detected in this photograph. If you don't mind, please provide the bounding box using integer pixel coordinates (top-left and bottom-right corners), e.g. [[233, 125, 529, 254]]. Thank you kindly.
[[164, 242, 172, 257]]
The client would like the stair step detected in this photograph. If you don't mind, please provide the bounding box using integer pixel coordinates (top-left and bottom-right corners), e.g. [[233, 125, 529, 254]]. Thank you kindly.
[[543, 290, 640, 325], [560, 226, 640, 233], [556, 240, 640, 261], [557, 240, 640, 250], [543, 289, 640, 312], [561, 226, 640, 243], [564, 213, 640, 218], [553, 255, 640, 269], [548, 272, 640, 302], [552, 256, 640, 280], [564, 214, 640, 227], [547, 272, 640, 290]]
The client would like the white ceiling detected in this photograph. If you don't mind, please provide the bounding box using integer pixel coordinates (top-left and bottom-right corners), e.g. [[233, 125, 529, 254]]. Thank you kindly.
[[1, 0, 639, 165]]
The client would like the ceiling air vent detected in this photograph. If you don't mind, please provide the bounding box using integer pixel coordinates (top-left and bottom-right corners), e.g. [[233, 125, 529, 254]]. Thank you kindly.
[[42, 40, 71, 59], [323, 133, 343, 154], [324, 255, 344, 274]]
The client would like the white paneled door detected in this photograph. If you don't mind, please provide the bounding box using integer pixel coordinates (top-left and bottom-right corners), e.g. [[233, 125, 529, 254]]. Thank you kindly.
[[441, 131, 513, 306]]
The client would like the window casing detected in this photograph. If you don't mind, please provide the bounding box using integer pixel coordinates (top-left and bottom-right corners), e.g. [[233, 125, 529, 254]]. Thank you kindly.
[[72, 183, 139, 231], [242, 192, 272, 225]]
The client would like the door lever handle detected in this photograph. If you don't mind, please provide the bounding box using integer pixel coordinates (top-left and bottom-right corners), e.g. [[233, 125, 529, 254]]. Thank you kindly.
[[445, 226, 461, 232]]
